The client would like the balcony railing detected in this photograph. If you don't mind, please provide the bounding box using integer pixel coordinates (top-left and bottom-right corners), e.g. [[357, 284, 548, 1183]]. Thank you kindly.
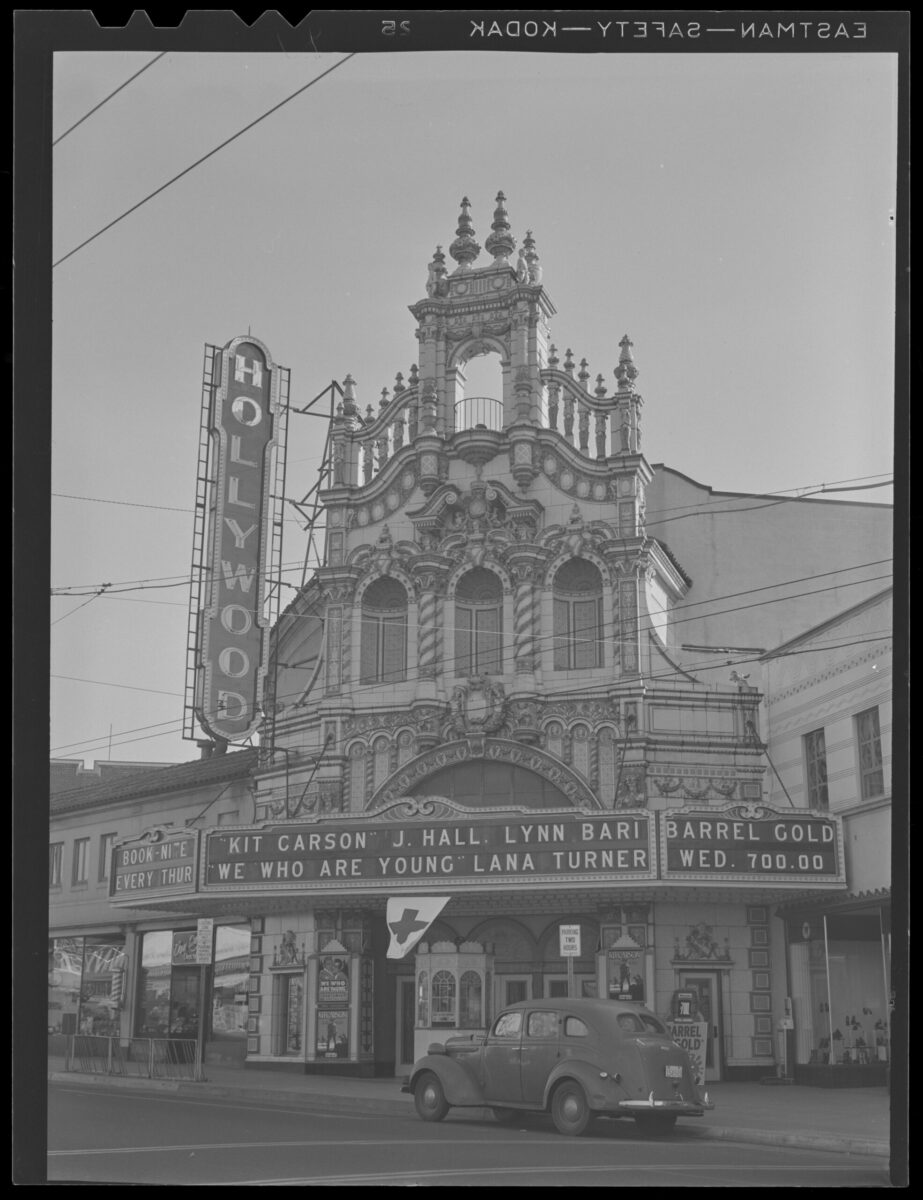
[[453, 396, 504, 433]]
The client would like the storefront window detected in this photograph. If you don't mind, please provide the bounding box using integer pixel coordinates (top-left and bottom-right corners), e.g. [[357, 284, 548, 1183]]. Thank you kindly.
[[48, 937, 83, 1035], [79, 937, 126, 1037], [48, 936, 127, 1038], [791, 912, 890, 1067], [137, 925, 251, 1040], [211, 924, 250, 1040], [137, 931, 173, 1036]]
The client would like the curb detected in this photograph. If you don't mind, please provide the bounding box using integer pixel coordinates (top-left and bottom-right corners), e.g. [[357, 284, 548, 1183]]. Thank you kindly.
[[49, 1073, 889, 1159]]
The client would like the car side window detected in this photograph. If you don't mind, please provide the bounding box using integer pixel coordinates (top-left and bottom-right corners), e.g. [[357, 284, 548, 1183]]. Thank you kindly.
[[564, 1016, 589, 1038], [640, 1014, 667, 1035], [616, 1012, 645, 1033], [492, 1011, 523, 1039], [526, 1011, 558, 1039]]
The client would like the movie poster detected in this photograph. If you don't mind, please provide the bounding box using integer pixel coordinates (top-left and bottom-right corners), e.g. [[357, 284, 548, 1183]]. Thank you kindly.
[[317, 1009, 349, 1059]]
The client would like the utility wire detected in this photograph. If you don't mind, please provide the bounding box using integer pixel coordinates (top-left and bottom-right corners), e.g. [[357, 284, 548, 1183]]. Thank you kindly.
[[53, 53, 357, 269], [53, 52, 168, 146], [53, 631, 893, 761], [50, 584, 110, 625], [51, 673, 183, 698]]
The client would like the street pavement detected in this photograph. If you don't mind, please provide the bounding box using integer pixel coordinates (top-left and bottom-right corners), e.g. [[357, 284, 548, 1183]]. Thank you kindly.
[[48, 1056, 897, 1162]]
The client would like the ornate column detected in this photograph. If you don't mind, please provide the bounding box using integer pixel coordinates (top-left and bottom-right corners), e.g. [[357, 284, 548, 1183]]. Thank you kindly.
[[508, 557, 542, 674], [417, 583, 439, 680], [413, 567, 447, 699]]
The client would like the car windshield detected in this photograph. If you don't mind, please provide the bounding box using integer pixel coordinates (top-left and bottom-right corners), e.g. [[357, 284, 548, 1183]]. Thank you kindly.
[[615, 1012, 645, 1033]]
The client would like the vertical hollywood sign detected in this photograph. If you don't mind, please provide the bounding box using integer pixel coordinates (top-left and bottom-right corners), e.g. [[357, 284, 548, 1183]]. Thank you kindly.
[[198, 337, 278, 742]]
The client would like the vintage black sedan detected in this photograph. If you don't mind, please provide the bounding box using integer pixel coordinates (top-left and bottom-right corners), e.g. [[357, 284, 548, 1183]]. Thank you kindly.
[[404, 998, 713, 1136]]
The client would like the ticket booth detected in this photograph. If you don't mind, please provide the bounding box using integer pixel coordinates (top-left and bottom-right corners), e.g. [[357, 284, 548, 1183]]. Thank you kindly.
[[413, 941, 493, 1062]]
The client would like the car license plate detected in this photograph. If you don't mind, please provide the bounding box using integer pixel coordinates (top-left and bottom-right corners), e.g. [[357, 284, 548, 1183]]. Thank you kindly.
[[664, 1064, 683, 1079]]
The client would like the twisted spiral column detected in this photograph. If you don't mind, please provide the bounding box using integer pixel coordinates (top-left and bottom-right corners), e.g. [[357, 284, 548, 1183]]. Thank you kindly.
[[434, 596, 445, 675], [417, 589, 438, 679], [514, 580, 536, 672]]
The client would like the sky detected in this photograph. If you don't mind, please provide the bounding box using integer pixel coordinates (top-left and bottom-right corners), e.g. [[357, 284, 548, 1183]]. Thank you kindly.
[[50, 47, 899, 769]]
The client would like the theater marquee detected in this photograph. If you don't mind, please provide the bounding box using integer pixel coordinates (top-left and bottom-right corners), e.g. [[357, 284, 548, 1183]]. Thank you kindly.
[[202, 810, 657, 894], [660, 803, 845, 885]]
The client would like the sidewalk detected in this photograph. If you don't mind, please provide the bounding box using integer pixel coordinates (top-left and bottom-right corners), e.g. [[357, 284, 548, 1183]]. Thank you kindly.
[[49, 1056, 893, 1160]]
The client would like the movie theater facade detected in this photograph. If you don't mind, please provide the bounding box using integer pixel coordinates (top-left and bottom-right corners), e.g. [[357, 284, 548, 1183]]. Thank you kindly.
[[107, 196, 884, 1081]]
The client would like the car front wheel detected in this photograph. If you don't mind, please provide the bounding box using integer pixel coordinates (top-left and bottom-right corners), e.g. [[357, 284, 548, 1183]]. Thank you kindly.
[[633, 1112, 678, 1136], [414, 1071, 450, 1122], [551, 1080, 591, 1136]]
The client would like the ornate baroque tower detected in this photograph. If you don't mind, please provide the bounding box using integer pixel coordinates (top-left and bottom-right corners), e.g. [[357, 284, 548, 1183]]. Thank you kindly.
[[265, 194, 763, 819]]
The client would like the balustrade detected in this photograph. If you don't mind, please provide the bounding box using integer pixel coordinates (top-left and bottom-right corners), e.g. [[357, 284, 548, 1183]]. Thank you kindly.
[[342, 361, 637, 489]]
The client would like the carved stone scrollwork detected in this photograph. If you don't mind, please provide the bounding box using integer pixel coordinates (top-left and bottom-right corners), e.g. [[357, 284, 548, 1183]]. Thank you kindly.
[[672, 923, 732, 963], [616, 768, 647, 810], [445, 675, 508, 739], [510, 698, 542, 744]]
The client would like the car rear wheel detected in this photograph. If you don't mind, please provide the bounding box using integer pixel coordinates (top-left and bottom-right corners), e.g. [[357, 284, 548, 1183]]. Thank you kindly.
[[491, 1107, 519, 1124], [634, 1112, 678, 1136], [414, 1071, 449, 1122], [551, 1081, 591, 1136]]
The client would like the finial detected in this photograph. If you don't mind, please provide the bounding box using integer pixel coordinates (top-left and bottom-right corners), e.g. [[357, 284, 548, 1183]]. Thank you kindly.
[[548, 344, 559, 368], [564, 348, 575, 374], [342, 373, 357, 416], [614, 334, 639, 392], [485, 189, 515, 264], [578, 358, 590, 387], [523, 229, 542, 284], [394, 372, 405, 394], [449, 196, 481, 269], [380, 387, 390, 408], [595, 374, 607, 398], [426, 244, 448, 297], [366, 404, 374, 420], [408, 363, 419, 385]]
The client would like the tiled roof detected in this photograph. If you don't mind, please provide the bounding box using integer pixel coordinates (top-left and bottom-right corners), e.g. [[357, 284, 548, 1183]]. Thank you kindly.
[[50, 747, 259, 814], [50, 759, 171, 797]]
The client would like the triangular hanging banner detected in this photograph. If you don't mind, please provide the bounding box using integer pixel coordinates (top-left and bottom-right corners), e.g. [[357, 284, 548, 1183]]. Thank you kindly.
[[386, 896, 451, 960]]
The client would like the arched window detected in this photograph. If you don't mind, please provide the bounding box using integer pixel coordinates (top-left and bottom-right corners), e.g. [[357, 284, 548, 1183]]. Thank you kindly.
[[553, 559, 603, 670], [431, 970, 456, 1025], [459, 971, 483, 1028], [360, 578, 407, 684], [455, 568, 503, 676]]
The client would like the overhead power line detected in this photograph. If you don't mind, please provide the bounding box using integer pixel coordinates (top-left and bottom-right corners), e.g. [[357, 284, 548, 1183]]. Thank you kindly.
[[53, 53, 357, 269], [53, 52, 168, 146], [52, 631, 892, 761]]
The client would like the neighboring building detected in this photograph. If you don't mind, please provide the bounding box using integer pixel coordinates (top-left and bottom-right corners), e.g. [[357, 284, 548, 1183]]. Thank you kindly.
[[760, 589, 892, 1083], [51, 195, 893, 1084], [49, 749, 256, 1064]]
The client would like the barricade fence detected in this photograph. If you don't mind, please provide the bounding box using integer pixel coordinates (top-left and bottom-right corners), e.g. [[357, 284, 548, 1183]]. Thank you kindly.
[[57, 1035, 204, 1081]]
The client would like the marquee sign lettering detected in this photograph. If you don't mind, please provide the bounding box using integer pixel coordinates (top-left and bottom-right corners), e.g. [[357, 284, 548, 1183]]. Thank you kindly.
[[197, 336, 281, 742], [109, 829, 200, 901], [660, 804, 844, 884], [202, 811, 657, 893]]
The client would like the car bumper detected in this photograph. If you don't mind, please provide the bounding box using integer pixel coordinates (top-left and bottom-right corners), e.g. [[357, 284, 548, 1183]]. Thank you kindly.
[[616, 1094, 714, 1115]]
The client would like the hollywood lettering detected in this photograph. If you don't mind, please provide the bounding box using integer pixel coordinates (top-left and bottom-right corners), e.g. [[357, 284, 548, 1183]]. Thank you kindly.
[[203, 815, 655, 889], [199, 339, 277, 742]]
